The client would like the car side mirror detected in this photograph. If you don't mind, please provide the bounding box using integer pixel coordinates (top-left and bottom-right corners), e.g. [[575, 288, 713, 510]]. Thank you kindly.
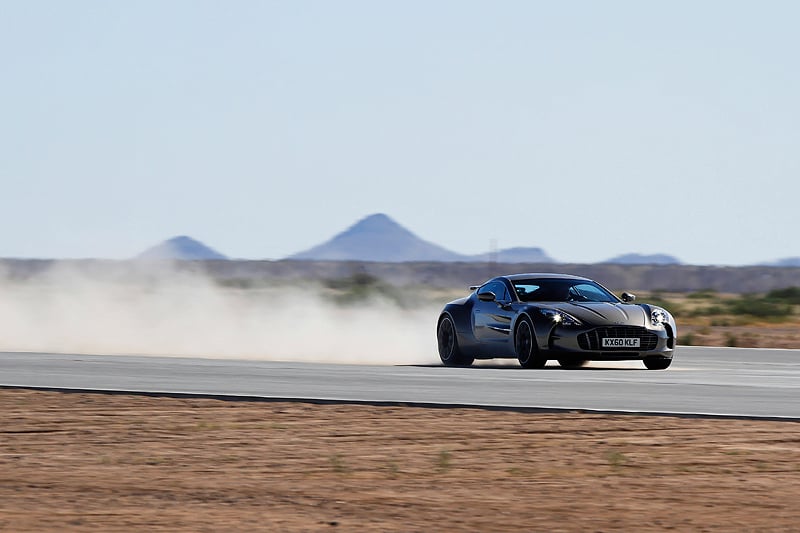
[[477, 291, 496, 302], [621, 292, 636, 302]]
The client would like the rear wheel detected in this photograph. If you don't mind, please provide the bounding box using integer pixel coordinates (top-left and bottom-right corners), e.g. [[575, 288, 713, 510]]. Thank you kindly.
[[515, 317, 546, 369], [558, 358, 588, 369], [643, 356, 672, 370], [437, 316, 473, 367]]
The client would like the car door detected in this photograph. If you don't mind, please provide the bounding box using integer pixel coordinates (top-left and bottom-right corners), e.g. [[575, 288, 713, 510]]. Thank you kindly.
[[473, 281, 517, 347]]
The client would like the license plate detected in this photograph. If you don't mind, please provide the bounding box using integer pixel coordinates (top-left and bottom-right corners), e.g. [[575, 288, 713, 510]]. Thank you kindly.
[[602, 337, 641, 348]]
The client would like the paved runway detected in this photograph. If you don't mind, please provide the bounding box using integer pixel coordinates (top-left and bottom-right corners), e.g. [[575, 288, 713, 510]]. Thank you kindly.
[[1, 347, 799, 418]]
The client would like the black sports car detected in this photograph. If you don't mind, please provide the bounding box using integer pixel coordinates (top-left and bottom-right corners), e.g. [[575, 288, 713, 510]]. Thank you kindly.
[[436, 273, 676, 370]]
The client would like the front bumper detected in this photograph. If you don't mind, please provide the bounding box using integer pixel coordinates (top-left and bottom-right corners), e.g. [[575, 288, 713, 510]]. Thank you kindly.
[[541, 324, 675, 360]]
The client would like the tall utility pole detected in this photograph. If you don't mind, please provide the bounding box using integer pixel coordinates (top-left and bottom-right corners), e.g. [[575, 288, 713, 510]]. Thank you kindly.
[[488, 238, 498, 278]]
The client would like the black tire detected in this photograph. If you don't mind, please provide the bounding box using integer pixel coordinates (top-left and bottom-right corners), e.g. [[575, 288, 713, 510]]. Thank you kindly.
[[558, 358, 589, 369], [515, 317, 546, 369], [437, 315, 473, 367], [643, 356, 672, 370]]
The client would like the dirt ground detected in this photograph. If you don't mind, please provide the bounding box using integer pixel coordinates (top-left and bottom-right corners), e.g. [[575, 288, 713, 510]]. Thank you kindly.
[[680, 323, 800, 349], [1, 389, 799, 532]]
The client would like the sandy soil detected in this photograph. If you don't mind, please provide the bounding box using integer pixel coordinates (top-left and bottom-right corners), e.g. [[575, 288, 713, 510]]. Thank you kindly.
[[1, 389, 799, 532], [681, 323, 800, 349]]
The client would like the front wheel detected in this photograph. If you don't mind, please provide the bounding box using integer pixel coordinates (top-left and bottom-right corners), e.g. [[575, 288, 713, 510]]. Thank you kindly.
[[643, 356, 672, 370], [515, 317, 546, 369], [437, 316, 473, 367]]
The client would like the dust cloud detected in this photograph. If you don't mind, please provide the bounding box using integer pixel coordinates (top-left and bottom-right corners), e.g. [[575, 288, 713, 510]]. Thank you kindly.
[[0, 263, 442, 365]]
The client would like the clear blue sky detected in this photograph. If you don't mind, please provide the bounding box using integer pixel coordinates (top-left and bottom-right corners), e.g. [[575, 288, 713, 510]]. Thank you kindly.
[[2, 1, 798, 265]]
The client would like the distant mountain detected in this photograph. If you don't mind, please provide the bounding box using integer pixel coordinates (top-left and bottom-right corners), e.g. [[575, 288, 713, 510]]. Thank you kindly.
[[136, 236, 228, 260], [289, 214, 465, 262], [288, 213, 557, 263], [763, 257, 800, 267], [473, 247, 554, 263], [605, 253, 681, 265]]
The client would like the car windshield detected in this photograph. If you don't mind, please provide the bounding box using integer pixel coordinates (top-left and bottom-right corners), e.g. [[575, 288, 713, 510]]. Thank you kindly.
[[512, 279, 619, 303]]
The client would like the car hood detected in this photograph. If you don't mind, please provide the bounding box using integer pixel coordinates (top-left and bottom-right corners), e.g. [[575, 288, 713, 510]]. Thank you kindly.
[[542, 302, 648, 326]]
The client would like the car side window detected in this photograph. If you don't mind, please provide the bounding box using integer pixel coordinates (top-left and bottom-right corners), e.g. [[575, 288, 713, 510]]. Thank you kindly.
[[477, 284, 494, 297], [497, 283, 510, 302], [478, 281, 508, 301]]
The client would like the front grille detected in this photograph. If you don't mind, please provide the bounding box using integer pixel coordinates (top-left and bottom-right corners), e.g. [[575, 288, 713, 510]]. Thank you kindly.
[[578, 326, 658, 351]]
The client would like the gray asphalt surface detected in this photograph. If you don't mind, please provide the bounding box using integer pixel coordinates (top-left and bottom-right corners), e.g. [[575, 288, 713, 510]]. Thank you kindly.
[[1, 347, 799, 418]]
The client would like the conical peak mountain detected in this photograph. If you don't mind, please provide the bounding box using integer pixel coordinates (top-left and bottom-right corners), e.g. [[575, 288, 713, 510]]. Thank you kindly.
[[289, 213, 464, 262], [166, 236, 201, 247], [340, 213, 418, 239], [136, 235, 228, 260]]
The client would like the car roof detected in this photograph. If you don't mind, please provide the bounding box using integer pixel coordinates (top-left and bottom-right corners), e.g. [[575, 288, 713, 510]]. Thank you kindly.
[[469, 273, 596, 291], [502, 273, 592, 282]]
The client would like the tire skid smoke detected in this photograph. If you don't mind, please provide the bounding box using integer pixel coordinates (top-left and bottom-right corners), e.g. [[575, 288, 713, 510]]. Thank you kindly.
[[0, 263, 440, 365]]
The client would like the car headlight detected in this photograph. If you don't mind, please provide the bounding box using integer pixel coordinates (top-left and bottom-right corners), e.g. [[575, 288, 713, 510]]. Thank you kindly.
[[539, 308, 582, 326], [651, 307, 669, 326]]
